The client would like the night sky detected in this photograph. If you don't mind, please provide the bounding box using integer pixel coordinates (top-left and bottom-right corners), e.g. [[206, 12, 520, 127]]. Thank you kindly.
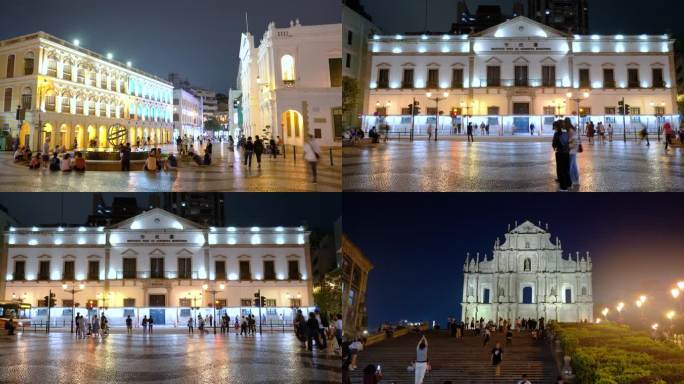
[[0, 0, 340, 93], [343, 193, 684, 329], [0, 193, 341, 233], [360, 0, 684, 36]]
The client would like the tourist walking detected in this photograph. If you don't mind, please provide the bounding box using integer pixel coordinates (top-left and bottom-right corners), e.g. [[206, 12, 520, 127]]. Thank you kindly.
[[427, 124, 433, 141], [552, 120, 572, 191], [148, 316, 153, 334], [482, 327, 491, 346], [567, 119, 581, 186], [414, 335, 429, 384], [664, 122, 674, 151], [607, 123, 614, 141], [91, 314, 99, 338], [306, 312, 321, 351], [315, 309, 328, 349], [269, 137, 277, 159], [467, 122, 474, 142], [491, 341, 504, 377], [335, 314, 343, 347], [126, 315, 133, 334], [187, 317, 194, 334], [141, 315, 148, 335], [639, 124, 650, 146], [244, 137, 254, 168], [120, 143, 131, 171], [304, 134, 321, 183], [254, 135, 264, 168]]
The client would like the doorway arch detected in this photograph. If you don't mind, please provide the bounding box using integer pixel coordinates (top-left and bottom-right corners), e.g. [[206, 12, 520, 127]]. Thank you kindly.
[[19, 122, 31, 148], [281, 110, 303, 142], [87, 125, 96, 148], [41, 123, 54, 147]]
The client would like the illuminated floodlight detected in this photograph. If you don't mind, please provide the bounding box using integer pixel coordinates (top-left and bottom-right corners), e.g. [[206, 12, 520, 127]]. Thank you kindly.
[[107, 53, 113, 60], [73, 39, 80, 46], [126, 61, 132, 68]]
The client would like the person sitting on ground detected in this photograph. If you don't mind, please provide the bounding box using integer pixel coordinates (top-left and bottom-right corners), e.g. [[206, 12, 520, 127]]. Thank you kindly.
[[165, 153, 178, 170], [49, 152, 61, 172], [60, 153, 72, 172], [13, 147, 24, 162], [203, 151, 211, 166], [192, 153, 203, 166], [144, 149, 158, 172], [29, 153, 41, 169], [73, 152, 86, 172]]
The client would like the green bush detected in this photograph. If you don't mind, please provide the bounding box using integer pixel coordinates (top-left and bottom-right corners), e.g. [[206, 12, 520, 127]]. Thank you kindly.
[[553, 323, 684, 384]]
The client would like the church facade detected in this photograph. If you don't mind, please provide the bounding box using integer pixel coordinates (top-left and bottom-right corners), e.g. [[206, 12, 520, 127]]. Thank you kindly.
[[461, 220, 593, 325]]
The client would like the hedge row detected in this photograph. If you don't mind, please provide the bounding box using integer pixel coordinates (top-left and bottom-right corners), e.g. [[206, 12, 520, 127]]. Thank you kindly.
[[549, 322, 684, 384]]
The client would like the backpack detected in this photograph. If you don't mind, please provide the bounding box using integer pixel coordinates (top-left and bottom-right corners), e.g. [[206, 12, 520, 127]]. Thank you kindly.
[[49, 157, 60, 171]]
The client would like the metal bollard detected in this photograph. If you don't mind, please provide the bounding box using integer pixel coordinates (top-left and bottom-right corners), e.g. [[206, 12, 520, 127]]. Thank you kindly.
[[329, 148, 334, 166], [293, 146, 296, 163]]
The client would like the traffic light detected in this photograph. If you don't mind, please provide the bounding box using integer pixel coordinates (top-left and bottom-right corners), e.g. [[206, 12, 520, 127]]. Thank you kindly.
[[260, 296, 267, 308], [254, 292, 260, 307], [49, 292, 56, 308], [618, 100, 625, 115], [625, 104, 631, 115], [43, 296, 49, 307], [413, 101, 421, 115], [408, 104, 414, 115]]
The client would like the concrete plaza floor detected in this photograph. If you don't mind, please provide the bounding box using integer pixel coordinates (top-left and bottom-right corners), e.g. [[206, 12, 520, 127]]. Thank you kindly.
[[0, 330, 340, 383], [0, 144, 341, 192], [343, 138, 684, 192]]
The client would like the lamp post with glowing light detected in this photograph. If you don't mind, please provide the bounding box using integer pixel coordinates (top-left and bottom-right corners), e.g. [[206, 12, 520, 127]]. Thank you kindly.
[[566, 92, 590, 135], [203, 283, 225, 334], [666, 310, 676, 332], [426, 91, 449, 141], [601, 307, 609, 322], [673, 286, 683, 314], [62, 282, 85, 333], [616, 302, 625, 323]]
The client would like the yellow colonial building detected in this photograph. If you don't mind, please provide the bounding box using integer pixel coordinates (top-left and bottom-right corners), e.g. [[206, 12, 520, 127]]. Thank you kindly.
[[0, 32, 174, 151]]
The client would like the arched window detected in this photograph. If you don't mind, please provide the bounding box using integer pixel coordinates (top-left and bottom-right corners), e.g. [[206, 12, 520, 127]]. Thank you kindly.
[[482, 288, 491, 304], [21, 87, 32, 111], [63, 61, 72, 81], [523, 258, 531, 272], [23, 52, 34, 75], [564, 288, 572, 304], [61, 92, 71, 114], [6, 54, 15, 78], [47, 58, 57, 77], [281, 54, 295, 85], [522, 286, 533, 304]]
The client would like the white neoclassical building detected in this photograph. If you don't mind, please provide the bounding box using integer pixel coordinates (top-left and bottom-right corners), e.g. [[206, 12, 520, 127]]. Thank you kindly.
[[173, 89, 204, 139], [238, 20, 342, 147], [3, 208, 314, 326], [0, 32, 174, 151], [365, 16, 678, 136], [461, 220, 593, 325]]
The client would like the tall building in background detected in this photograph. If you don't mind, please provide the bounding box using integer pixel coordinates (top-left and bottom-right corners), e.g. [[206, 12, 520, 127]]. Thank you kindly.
[[172, 88, 204, 139], [343, 0, 382, 131], [190, 88, 218, 123], [528, 0, 589, 34], [461, 220, 594, 325], [87, 194, 142, 226], [158, 193, 225, 227], [341, 235, 372, 338]]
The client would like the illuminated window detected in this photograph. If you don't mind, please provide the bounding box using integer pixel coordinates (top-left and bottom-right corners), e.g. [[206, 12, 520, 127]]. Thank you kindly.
[[23, 52, 34, 75], [21, 87, 32, 110], [281, 54, 296, 84], [47, 58, 57, 77]]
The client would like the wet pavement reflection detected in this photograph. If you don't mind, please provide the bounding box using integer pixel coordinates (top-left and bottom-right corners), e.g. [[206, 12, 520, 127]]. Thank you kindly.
[[0, 331, 340, 383], [343, 139, 684, 191]]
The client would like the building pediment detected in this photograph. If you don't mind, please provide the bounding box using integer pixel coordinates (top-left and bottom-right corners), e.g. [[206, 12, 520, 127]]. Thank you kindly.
[[111, 208, 204, 231], [176, 248, 194, 257], [149, 248, 166, 256], [121, 248, 139, 256], [509, 220, 547, 234], [473, 16, 571, 39]]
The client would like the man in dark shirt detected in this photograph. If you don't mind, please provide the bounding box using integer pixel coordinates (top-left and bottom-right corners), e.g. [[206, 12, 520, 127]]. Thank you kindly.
[[491, 342, 503, 377]]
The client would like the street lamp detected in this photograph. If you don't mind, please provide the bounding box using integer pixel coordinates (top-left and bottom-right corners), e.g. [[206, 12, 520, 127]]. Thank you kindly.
[[203, 283, 225, 334], [616, 302, 625, 323], [601, 307, 609, 321], [566, 91, 590, 134], [640, 295, 647, 304], [677, 281, 684, 290], [666, 310, 676, 332], [62, 282, 85, 333], [426, 91, 449, 141], [672, 288, 680, 299]]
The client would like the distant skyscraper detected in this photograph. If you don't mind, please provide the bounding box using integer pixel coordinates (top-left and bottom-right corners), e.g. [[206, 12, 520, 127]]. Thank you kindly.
[[527, 0, 589, 34], [159, 193, 225, 227], [451, 2, 504, 34]]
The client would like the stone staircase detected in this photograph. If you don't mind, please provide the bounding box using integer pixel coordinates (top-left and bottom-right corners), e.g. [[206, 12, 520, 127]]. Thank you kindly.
[[350, 330, 558, 383]]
